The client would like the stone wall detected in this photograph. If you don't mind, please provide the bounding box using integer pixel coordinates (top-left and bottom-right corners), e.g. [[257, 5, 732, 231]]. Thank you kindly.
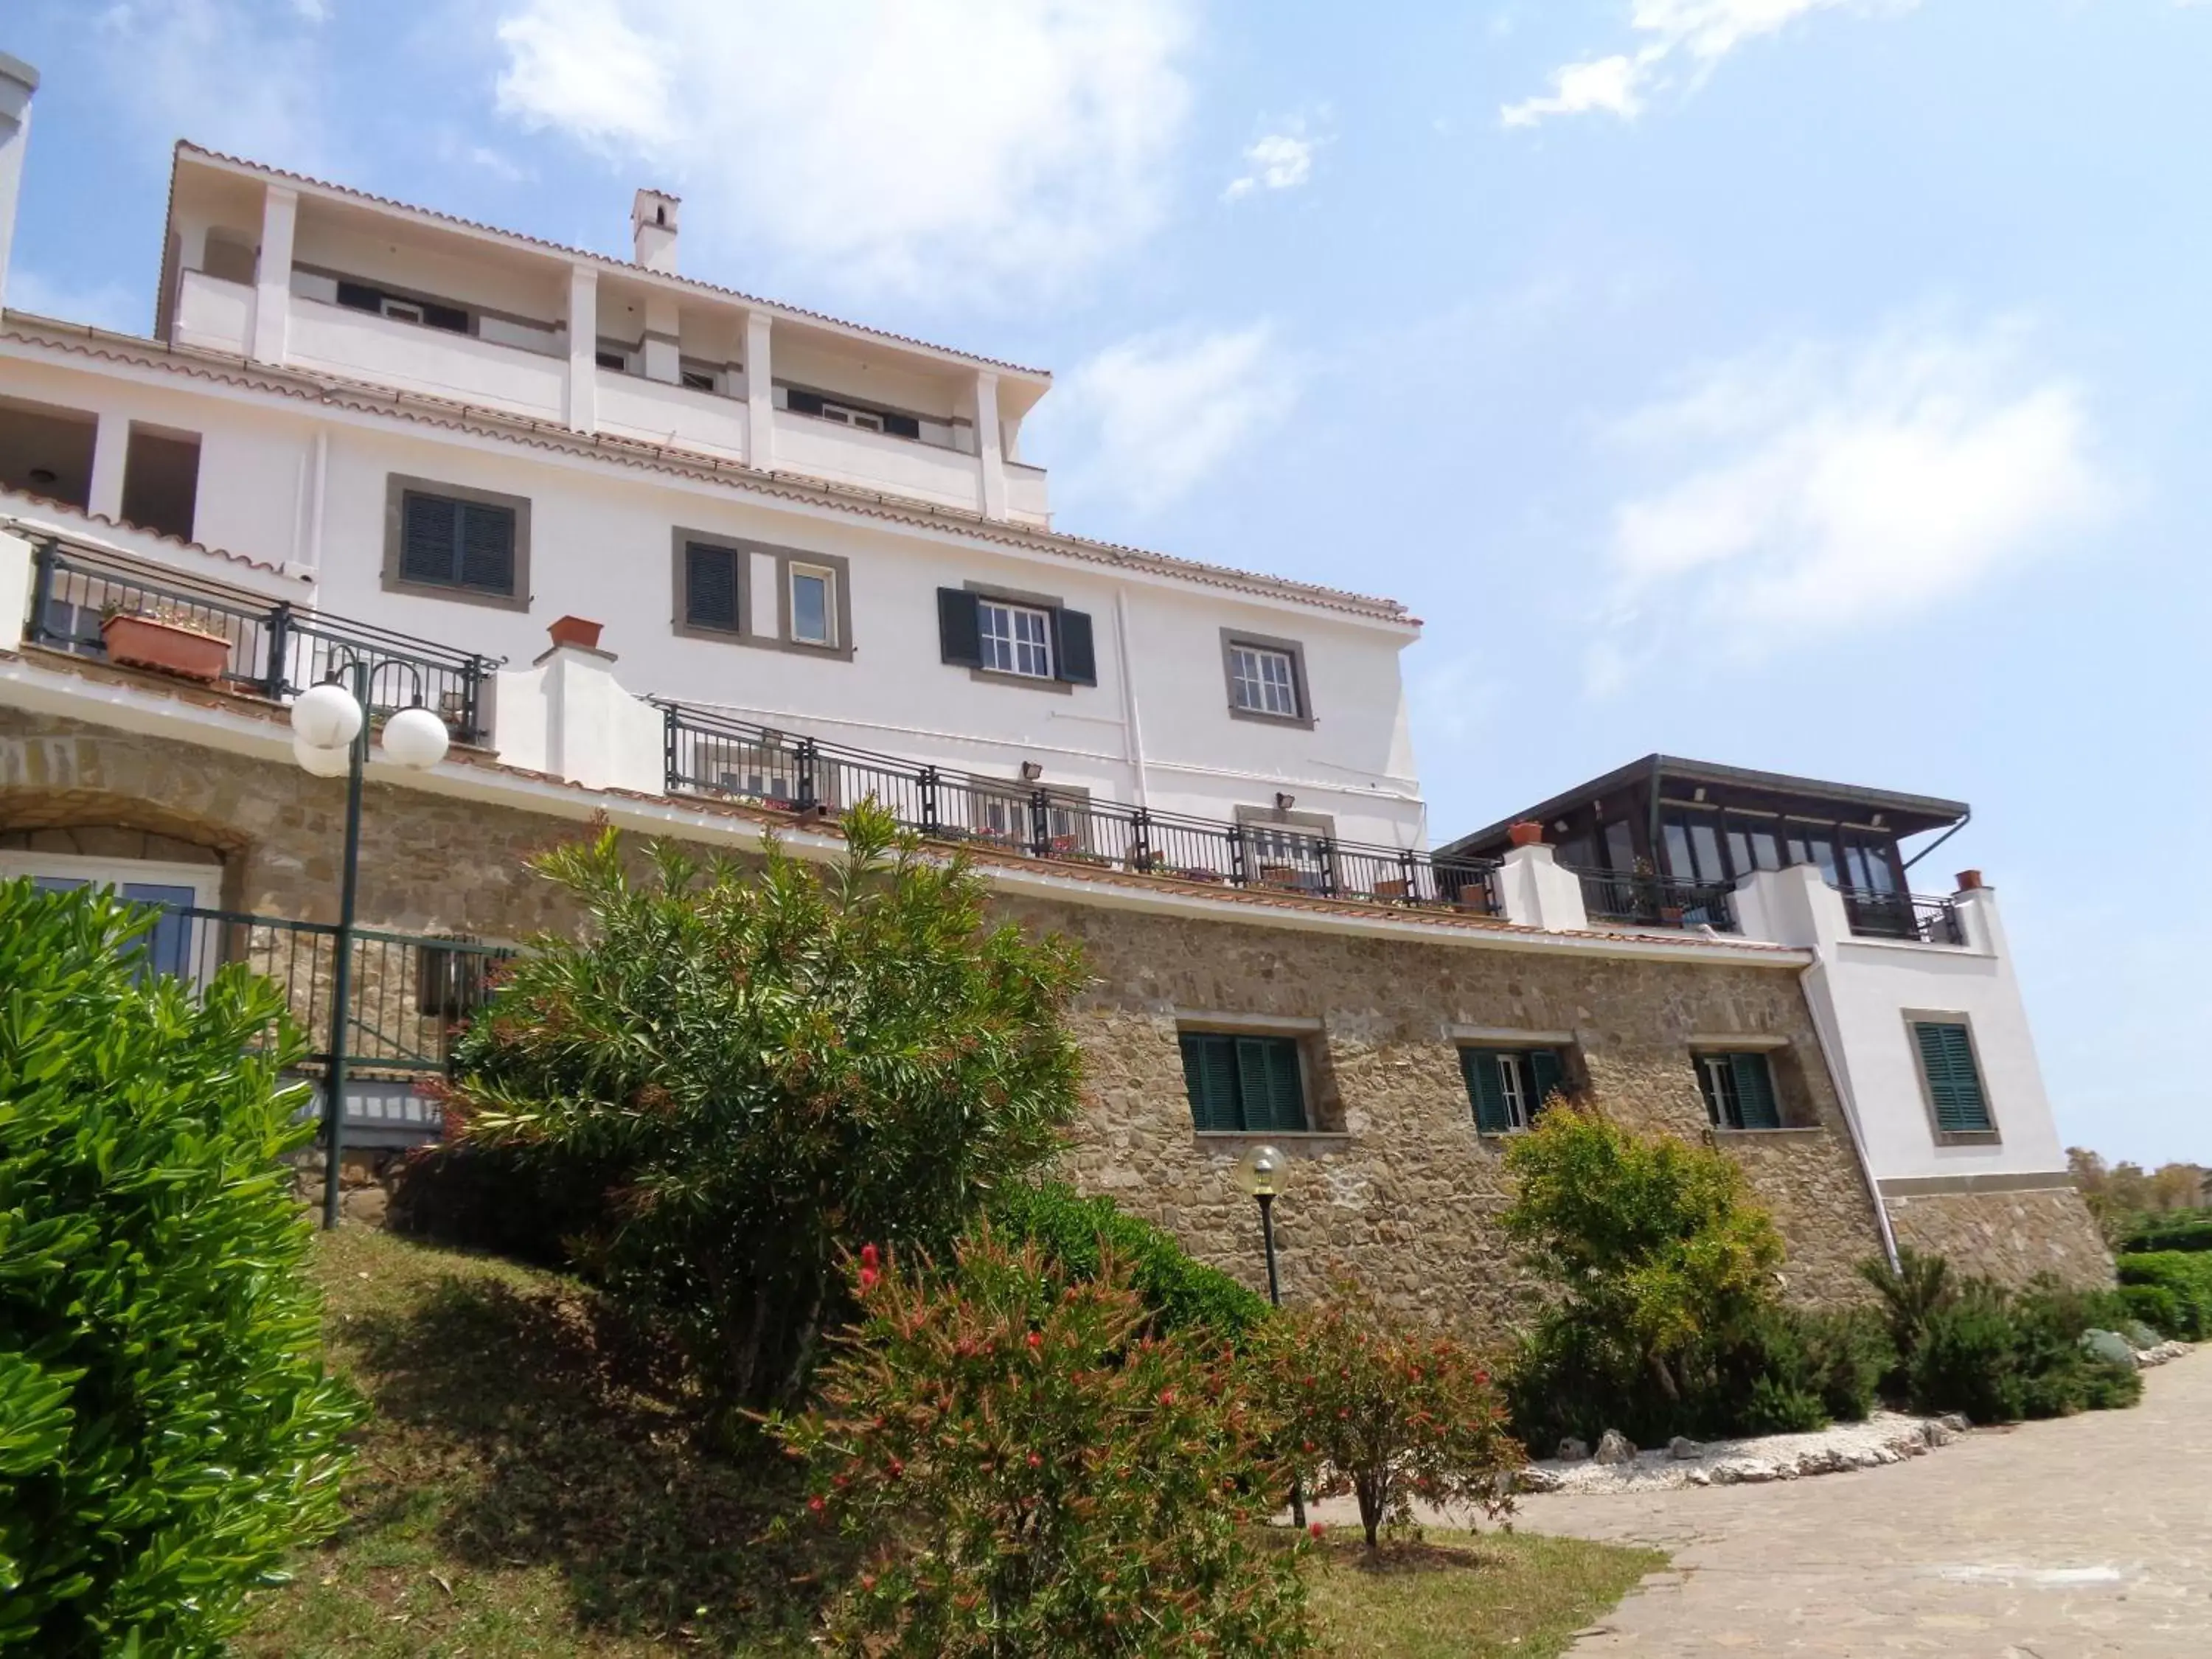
[[1884, 1184, 2113, 1290], [2, 706, 1900, 1332]]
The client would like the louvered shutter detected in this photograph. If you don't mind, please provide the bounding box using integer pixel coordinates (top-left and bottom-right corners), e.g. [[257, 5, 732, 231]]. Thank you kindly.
[[1264, 1039, 1307, 1130], [1528, 1049, 1566, 1122], [938, 588, 982, 667], [1731, 1052, 1781, 1130], [400, 493, 458, 585], [685, 543, 740, 631], [1054, 609, 1098, 686], [1915, 1023, 1990, 1133], [458, 502, 516, 594], [1464, 1048, 1511, 1134], [1180, 1034, 1239, 1132]]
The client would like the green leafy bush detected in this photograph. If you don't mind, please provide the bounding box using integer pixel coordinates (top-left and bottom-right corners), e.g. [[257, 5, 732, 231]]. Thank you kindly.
[[1255, 1282, 1521, 1549], [987, 1181, 1271, 1343], [448, 806, 1088, 1414], [1907, 1290, 2026, 1423], [2116, 1252, 2212, 1339], [1871, 1259, 2144, 1422], [2118, 1282, 2185, 1337], [1740, 1306, 1891, 1426], [2118, 1211, 2212, 1256], [768, 1232, 1311, 1657], [0, 880, 358, 1655]]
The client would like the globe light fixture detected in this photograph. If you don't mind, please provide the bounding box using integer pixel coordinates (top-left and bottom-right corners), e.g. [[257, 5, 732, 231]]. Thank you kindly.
[[291, 679, 364, 750], [1229, 1140, 1303, 1527], [291, 729, 352, 778], [1233, 1143, 1284, 1201], [380, 704, 451, 770]]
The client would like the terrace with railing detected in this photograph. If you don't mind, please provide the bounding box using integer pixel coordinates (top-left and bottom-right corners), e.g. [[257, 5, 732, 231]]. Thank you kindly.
[[21, 533, 500, 742], [658, 699, 1501, 915], [1571, 867, 1737, 932], [1839, 886, 1966, 946]]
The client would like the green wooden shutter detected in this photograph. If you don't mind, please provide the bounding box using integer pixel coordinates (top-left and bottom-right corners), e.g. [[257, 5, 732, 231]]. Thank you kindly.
[[458, 501, 516, 594], [684, 543, 740, 631], [1053, 608, 1098, 685], [1528, 1049, 1566, 1122], [1915, 1023, 1991, 1133], [1463, 1048, 1511, 1133], [937, 588, 982, 666], [1731, 1051, 1781, 1130], [1266, 1039, 1307, 1131], [400, 493, 459, 585], [1180, 1033, 1238, 1131], [1231, 1037, 1290, 1133]]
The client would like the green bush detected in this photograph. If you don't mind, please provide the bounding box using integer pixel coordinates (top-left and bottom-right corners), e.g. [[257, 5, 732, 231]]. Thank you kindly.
[[768, 1234, 1312, 1656], [448, 807, 1088, 1416], [987, 1181, 1271, 1343], [1907, 1291, 2026, 1422], [2116, 1252, 2212, 1340], [2118, 1211, 2212, 1256], [2118, 1283, 2185, 1338], [1745, 1306, 1891, 1425], [0, 880, 359, 1655], [1885, 1266, 2144, 1424]]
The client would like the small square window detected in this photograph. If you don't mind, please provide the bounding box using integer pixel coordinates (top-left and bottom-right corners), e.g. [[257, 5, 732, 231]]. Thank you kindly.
[[397, 490, 518, 597], [789, 565, 835, 647], [1696, 1051, 1782, 1130], [978, 599, 1054, 678], [1463, 1046, 1569, 1133], [1180, 1032, 1308, 1133], [1229, 644, 1300, 717]]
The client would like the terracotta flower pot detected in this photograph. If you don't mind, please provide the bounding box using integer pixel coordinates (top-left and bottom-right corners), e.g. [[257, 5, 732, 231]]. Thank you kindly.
[[100, 612, 231, 683], [547, 615, 604, 651], [1508, 820, 1545, 848]]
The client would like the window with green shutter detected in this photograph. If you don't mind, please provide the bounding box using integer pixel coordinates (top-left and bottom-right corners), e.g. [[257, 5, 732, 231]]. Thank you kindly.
[[1695, 1051, 1782, 1130], [1912, 1021, 1993, 1134], [1461, 1046, 1570, 1134], [1178, 1032, 1308, 1133], [399, 490, 518, 597]]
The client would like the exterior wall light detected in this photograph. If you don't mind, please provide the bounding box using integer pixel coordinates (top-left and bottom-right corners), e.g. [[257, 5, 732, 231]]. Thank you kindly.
[[1020, 759, 1044, 781]]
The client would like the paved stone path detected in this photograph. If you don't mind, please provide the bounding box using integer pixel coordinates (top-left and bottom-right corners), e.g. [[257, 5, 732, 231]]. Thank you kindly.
[[1510, 1348, 2212, 1655]]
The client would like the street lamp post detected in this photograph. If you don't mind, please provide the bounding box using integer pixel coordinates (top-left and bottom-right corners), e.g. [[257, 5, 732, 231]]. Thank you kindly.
[[1233, 1144, 1305, 1529], [291, 669, 450, 1229]]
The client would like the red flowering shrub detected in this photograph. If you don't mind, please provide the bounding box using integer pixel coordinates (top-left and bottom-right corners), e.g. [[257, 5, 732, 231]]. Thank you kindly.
[[1256, 1284, 1522, 1548], [767, 1233, 1312, 1657]]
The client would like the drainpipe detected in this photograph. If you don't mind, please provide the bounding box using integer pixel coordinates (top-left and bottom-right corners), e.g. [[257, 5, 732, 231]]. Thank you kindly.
[[1799, 956, 1900, 1273], [1113, 588, 1149, 808]]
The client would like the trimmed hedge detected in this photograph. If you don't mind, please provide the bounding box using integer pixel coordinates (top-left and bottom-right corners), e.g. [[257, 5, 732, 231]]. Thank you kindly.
[[2116, 1251, 2212, 1340], [986, 1182, 1273, 1342], [2119, 1213, 2212, 1256]]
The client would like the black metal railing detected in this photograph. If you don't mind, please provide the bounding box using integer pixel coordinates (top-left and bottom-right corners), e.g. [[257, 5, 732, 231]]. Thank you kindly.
[[1839, 887, 1965, 946], [1571, 869, 1736, 931], [657, 700, 1501, 914], [22, 536, 500, 743]]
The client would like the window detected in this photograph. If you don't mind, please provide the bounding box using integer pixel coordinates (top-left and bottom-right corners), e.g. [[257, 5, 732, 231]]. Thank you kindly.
[[596, 350, 628, 372], [972, 786, 1089, 853], [1463, 1046, 1568, 1134], [1179, 1032, 1308, 1133], [1229, 644, 1299, 718], [0, 853, 220, 983], [335, 279, 467, 334], [785, 386, 924, 439], [788, 564, 835, 647], [1912, 1020, 1994, 1135], [398, 491, 517, 597], [119, 425, 201, 543], [978, 599, 1054, 678], [1696, 1051, 1782, 1131], [683, 541, 742, 633], [681, 368, 717, 392], [1236, 807, 1338, 894]]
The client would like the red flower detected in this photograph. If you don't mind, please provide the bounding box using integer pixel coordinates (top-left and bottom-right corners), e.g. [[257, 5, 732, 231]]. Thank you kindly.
[[1026, 1331, 1043, 1350], [807, 1496, 826, 1514], [887, 1457, 904, 1478], [860, 1242, 880, 1270], [1308, 1521, 1326, 1540], [1158, 1388, 1178, 1407], [858, 1266, 880, 1293]]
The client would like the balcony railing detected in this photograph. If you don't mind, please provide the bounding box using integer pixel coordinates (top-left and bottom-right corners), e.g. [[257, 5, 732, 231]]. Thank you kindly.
[[23, 535, 500, 743], [657, 700, 1499, 915], [1840, 887, 1965, 946], [1572, 868, 1736, 932]]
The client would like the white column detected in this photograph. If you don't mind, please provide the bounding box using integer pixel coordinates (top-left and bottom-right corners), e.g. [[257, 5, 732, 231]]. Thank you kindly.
[[0, 53, 38, 310], [745, 310, 774, 469], [641, 291, 679, 383], [88, 411, 129, 523], [491, 635, 666, 793], [249, 184, 296, 366], [974, 369, 1007, 520], [565, 263, 598, 435], [1492, 842, 1591, 931], [0, 531, 34, 651]]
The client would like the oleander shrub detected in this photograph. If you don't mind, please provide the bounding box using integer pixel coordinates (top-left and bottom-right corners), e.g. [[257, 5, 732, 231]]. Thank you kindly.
[[2115, 1252, 2212, 1340], [767, 1233, 1312, 1658], [987, 1181, 1272, 1343], [0, 880, 359, 1656], [1254, 1282, 1521, 1549], [447, 804, 1088, 1416]]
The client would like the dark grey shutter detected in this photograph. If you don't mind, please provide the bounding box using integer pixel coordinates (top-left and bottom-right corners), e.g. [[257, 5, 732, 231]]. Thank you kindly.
[[883, 412, 921, 439], [336, 280, 382, 313], [1528, 1049, 1566, 1121], [1915, 1023, 1990, 1132], [1463, 1048, 1511, 1134], [1180, 1033, 1239, 1131], [458, 502, 516, 594], [787, 388, 825, 417], [938, 588, 982, 666], [400, 493, 458, 585], [421, 300, 469, 335], [1054, 608, 1097, 685], [1731, 1052, 1781, 1130], [684, 543, 740, 631]]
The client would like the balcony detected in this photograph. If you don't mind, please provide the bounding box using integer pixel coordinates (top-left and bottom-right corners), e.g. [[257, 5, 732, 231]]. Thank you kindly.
[[1840, 887, 1965, 946], [1572, 868, 1736, 931], [597, 368, 750, 463], [287, 296, 568, 423], [173, 268, 254, 355], [771, 406, 989, 515]]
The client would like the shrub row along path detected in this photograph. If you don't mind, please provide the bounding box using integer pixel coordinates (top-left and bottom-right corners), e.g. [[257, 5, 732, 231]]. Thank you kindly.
[[1512, 1346, 2210, 1655]]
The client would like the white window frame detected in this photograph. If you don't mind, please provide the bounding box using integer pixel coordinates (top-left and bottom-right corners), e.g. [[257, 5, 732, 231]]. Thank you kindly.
[[1229, 644, 1300, 718], [978, 599, 1054, 679], [1496, 1052, 1531, 1131], [820, 400, 886, 434], [787, 563, 838, 648], [0, 850, 223, 981]]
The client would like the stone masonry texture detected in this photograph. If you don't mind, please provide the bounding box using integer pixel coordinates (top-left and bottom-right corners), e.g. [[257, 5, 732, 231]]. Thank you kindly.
[[0, 703, 2085, 1331], [1884, 1186, 2112, 1290]]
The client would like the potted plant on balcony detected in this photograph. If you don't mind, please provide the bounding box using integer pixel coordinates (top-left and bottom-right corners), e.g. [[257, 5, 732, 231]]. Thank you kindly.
[[100, 603, 232, 684]]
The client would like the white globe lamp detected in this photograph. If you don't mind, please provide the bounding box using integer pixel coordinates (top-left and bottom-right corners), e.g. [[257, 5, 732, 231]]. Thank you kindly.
[[291, 730, 353, 778], [291, 680, 364, 751], [380, 705, 451, 771]]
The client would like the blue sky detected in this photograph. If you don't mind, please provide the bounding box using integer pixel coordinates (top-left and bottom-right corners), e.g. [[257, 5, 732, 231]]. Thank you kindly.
[[6, 1, 2208, 1164]]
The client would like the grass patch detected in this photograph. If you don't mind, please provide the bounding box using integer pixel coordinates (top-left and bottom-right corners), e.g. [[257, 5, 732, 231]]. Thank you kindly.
[[246, 1230, 1662, 1657], [1306, 1528, 1666, 1659]]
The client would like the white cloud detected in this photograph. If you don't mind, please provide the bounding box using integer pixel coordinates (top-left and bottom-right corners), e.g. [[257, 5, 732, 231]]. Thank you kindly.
[[1225, 130, 1318, 200], [1502, 0, 1919, 128], [490, 0, 1194, 299], [1588, 319, 2107, 689], [4, 269, 146, 335], [94, 0, 332, 164], [1051, 324, 1298, 513]]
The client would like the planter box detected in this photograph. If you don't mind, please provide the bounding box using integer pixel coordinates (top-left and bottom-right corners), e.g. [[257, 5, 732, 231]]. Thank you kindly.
[[1373, 877, 1412, 900], [100, 612, 231, 683]]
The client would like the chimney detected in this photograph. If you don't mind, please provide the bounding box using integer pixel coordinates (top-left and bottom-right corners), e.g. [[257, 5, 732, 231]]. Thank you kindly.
[[631, 187, 680, 274], [0, 52, 39, 311]]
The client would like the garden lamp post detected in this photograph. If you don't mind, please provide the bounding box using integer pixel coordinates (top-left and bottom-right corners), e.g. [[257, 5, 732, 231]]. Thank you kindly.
[[1233, 1143, 1305, 1527], [290, 669, 450, 1230]]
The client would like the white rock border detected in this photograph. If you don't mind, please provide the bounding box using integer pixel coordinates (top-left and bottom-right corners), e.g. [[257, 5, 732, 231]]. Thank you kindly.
[[1517, 1411, 1964, 1494]]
